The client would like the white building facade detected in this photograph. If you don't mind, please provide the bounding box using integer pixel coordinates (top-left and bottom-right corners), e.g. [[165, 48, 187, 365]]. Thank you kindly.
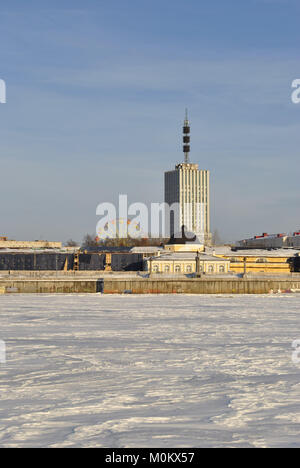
[[164, 162, 211, 245], [146, 252, 229, 275]]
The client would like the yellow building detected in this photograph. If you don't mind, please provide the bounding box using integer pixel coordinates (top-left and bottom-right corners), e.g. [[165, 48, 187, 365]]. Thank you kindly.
[[146, 252, 230, 275], [164, 243, 204, 253], [0, 239, 62, 250], [212, 248, 299, 275]]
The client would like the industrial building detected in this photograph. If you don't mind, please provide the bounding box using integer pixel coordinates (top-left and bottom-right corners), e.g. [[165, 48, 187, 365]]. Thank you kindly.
[[0, 251, 143, 272]]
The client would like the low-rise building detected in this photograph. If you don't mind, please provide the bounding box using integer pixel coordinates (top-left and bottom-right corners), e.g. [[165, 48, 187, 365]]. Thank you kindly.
[[146, 252, 230, 275], [210, 247, 299, 274], [236, 232, 300, 250], [0, 238, 62, 250]]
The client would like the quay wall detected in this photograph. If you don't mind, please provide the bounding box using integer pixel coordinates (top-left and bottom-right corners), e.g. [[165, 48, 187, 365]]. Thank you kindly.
[[1, 277, 300, 294]]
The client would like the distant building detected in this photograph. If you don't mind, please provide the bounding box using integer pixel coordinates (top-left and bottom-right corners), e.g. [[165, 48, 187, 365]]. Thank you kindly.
[[236, 232, 300, 250], [164, 111, 211, 244], [0, 238, 62, 250]]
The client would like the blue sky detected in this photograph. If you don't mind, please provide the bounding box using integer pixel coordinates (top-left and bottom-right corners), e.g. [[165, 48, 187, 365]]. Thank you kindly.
[[0, 0, 300, 242]]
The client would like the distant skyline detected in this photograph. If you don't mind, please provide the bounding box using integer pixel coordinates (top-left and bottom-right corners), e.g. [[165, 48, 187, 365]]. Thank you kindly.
[[0, 0, 300, 243]]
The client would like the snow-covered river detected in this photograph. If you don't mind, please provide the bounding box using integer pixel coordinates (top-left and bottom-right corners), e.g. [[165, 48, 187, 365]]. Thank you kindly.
[[0, 293, 300, 448]]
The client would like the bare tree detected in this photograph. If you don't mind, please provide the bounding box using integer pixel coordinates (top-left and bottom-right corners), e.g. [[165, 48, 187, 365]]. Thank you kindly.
[[212, 229, 222, 246], [65, 239, 79, 247], [81, 234, 99, 249], [97, 236, 168, 248]]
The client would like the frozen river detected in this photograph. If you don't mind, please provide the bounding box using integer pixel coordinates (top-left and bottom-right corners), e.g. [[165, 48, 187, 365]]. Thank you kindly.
[[1, 293, 300, 448]]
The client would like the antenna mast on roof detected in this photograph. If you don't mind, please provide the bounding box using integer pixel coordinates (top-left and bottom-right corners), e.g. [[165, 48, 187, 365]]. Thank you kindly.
[[183, 108, 190, 163]]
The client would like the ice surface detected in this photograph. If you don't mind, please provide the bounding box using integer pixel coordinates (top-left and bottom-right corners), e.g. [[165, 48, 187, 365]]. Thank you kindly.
[[0, 293, 300, 448]]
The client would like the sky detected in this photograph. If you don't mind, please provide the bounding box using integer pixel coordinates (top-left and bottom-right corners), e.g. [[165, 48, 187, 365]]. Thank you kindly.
[[0, 0, 300, 243]]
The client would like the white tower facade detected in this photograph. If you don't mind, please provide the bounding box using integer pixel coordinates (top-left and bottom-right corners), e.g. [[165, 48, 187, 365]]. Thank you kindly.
[[164, 113, 211, 245]]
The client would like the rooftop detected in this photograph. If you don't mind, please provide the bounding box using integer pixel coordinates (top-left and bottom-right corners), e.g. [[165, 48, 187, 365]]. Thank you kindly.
[[130, 246, 163, 253], [206, 246, 300, 258]]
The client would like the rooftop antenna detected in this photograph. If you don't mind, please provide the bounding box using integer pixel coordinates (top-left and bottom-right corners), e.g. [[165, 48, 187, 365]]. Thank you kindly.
[[183, 108, 190, 163]]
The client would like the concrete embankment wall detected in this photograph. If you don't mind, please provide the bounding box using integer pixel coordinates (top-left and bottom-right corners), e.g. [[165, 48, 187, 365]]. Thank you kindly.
[[103, 278, 300, 294], [0, 270, 142, 278], [1, 277, 300, 294], [0, 279, 102, 294]]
